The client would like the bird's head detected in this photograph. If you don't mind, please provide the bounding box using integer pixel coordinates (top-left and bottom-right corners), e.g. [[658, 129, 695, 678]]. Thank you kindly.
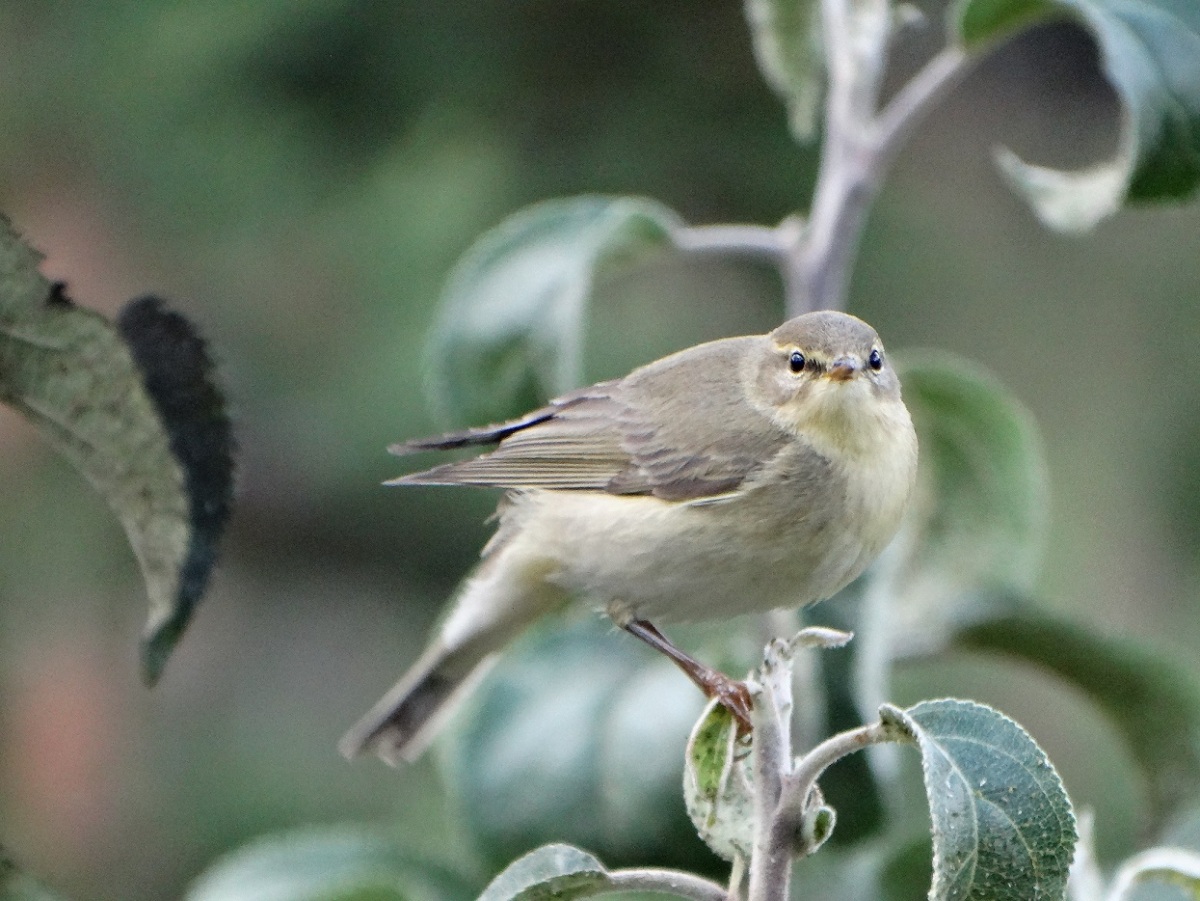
[[753, 310, 904, 451]]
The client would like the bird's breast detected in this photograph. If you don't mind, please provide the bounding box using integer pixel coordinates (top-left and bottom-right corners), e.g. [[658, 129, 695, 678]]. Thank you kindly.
[[498, 398, 916, 625]]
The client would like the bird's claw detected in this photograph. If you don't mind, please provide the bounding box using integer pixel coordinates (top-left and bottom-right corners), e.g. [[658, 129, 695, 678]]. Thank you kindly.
[[710, 675, 754, 734]]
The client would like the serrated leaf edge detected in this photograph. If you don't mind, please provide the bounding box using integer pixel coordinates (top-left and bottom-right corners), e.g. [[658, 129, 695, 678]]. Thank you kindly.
[[904, 698, 1076, 901]]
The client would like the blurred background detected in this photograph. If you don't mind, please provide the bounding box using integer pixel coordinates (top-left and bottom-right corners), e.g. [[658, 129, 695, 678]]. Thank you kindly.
[[0, 2, 1198, 899]]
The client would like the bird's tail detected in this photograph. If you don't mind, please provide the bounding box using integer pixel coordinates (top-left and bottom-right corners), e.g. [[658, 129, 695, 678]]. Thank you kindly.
[[340, 532, 564, 765], [337, 638, 499, 765]]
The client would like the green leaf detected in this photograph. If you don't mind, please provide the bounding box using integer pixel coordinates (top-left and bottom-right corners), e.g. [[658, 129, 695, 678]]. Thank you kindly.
[[0, 218, 234, 684], [682, 700, 755, 862], [956, 0, 1057, 38], [0, 849, 68, 901], [897, 699, 1076, 901], [744, 0, 824, 141], [954, 0, 1200, 231], [184, 826, 474, 901], [425, 196, 683, 426], [953, 604, 1200, 828], [476, 845, 607, 901], [439, 618, 712, 873], [883, 354, 1047, 643]]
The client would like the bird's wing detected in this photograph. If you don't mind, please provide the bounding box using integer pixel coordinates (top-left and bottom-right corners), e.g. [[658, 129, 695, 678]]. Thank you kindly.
[[391, 336, 792, 501], [390, 403, 569, 454], [388, 381, 629, 490]]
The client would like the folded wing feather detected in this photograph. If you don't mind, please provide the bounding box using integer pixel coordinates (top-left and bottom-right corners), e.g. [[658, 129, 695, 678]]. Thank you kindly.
[[390, 336, 793, 502]]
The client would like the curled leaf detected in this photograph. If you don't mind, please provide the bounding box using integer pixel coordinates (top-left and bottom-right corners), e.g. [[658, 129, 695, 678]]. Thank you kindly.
[[476, 844, 726, 901], [955, 0, 1200, 230], [1107, 847, 1200, 901], [683, 700, 755, 862], [0, 218, 234, 683]]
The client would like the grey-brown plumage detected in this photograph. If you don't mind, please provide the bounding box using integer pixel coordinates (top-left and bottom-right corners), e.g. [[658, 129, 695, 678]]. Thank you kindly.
[[390, 336, 787, 500], [341, 310, 918, 764]]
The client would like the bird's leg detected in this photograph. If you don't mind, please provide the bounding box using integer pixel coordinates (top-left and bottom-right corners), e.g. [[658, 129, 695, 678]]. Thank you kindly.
[[620, 617, 753, 731]]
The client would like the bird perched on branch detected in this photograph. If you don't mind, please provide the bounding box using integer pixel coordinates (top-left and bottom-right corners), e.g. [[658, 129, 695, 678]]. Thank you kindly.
[[341, 310, 918, 765]]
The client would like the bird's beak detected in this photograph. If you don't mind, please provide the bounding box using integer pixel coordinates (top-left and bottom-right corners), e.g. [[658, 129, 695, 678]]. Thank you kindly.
[[826, 357, 858, 382]]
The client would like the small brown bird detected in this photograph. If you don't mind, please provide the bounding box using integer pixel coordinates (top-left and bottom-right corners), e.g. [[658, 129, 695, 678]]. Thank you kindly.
[[341, 310, 918, 764]]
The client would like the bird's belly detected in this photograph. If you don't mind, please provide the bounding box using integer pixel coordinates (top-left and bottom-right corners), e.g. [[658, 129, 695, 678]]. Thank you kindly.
[[504, 489, 873, 624]]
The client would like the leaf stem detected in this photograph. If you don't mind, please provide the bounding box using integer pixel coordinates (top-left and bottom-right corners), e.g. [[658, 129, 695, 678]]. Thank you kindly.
[[778, 719, 898, 832], [745, 693, 914, 901], [604, 867, 732, 901], [874, 45, 974, 173], [674, 224, 790, 261]]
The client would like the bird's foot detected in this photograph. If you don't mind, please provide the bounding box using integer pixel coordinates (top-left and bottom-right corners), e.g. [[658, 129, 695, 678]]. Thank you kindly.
[[619, 616, 754, 733], [702, 672, 754, 733]]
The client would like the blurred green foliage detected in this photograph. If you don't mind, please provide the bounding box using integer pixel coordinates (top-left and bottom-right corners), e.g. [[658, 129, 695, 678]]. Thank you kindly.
[[0, 2, 1199, 901]]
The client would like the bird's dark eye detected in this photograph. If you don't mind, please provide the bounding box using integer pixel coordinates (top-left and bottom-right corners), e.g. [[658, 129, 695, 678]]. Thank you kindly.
[[789, 351, 806, 373], [868, 348, 883, 370]]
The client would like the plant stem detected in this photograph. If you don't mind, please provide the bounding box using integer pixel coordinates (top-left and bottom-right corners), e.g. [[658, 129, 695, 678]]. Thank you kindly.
[[678, 38, 975, 320], [743, 649, 910, 901], [785, 125, 874, 316], [747, 642, 794, 901], [604, 867, 732, 901], [728, 854, 748, 901], [784, 0, 888, 316], [1067, 810, 1104, 901], [784, 23, 975, 317], [750, 716, 908, 901]]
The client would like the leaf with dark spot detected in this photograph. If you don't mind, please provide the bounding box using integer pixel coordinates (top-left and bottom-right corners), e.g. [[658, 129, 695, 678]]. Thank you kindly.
[[0, 216, 234, 683]]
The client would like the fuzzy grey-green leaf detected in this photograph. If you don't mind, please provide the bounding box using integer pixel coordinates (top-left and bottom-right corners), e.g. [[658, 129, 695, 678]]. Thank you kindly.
[[683, 699, 756, 861], [901, 699, 1075, 901], [476, 845, 607, 901], [954, 0, 1200, 230], [0, 218, 233, 684], [425, 196, 682, 427]]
